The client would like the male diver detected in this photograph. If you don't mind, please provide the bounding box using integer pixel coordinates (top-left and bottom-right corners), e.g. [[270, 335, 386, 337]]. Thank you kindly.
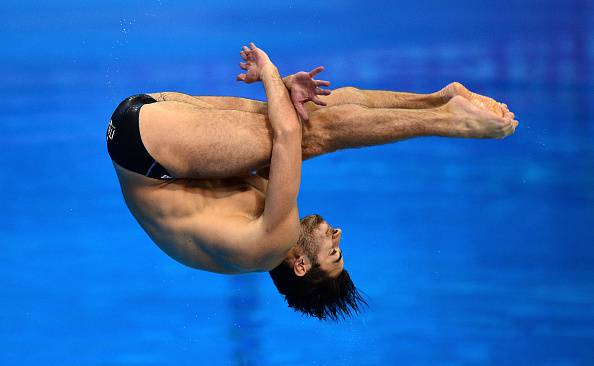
[[106, 43, 518, 320]]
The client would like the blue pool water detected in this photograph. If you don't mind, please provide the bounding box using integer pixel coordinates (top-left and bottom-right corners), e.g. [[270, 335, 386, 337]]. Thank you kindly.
[[1, 1, 593, 365]]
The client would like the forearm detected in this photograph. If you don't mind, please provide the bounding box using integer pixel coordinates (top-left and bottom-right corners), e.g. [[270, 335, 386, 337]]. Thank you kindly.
[[261, 64, 300, 134], [260, 64, 302, 228]]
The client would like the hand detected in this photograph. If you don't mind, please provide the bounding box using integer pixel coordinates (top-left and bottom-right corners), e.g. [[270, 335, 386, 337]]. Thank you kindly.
[[285, 66, 332, 121], [236, 42, 273, 83]]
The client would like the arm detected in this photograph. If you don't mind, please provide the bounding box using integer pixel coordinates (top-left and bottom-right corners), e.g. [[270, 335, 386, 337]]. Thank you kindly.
[[236, 43, 302, 233], [259, 65, 302, 231]]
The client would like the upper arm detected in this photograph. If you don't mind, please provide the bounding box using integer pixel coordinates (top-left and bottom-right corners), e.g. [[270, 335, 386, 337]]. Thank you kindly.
[[260, 130, 302, 232], [197, 214, 298, 271]]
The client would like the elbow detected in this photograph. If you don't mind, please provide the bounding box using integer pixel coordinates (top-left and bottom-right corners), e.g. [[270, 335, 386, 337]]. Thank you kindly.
[[263, 221, 280, 235], [261, 207, 299, 236], [261, 215, 287, 236]]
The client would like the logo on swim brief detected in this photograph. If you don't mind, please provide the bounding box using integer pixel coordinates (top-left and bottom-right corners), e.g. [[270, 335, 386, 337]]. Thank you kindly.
[[107, 120, 116, 141]]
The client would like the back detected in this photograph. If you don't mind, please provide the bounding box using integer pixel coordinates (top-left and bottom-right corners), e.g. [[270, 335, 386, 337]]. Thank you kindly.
[[112, 163, 298, 274]]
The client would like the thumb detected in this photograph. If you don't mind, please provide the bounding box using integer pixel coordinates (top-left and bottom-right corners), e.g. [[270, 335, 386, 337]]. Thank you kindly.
[[295, 103, 309, 121], [312, 96, 327, 106]]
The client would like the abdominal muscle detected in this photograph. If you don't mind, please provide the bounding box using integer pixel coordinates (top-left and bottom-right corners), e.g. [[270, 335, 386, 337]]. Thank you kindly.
[[113, 163, 267, 273]]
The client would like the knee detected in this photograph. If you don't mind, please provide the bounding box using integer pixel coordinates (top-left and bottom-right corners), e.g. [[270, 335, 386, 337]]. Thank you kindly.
[[301, 120, 327, 158], [336, 86, 361, 98], [334, 86, 368, 105], [303, 104, 361, 157], [338, 86, 359, 93], [302, 107, 335, 157]]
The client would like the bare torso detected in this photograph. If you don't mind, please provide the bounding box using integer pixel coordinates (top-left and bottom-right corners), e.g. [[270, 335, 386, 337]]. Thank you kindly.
[[112, 163, 296, 274]]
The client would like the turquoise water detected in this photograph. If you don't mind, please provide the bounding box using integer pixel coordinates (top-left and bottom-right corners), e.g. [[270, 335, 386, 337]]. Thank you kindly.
[[1, 1, 593, 365]]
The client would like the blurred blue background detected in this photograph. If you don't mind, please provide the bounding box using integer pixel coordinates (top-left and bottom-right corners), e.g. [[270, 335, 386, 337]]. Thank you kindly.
[[1, 0, 593, 365]]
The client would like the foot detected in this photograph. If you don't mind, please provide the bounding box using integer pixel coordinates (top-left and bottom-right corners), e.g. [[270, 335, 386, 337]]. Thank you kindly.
[[446, 95, 518, 139], [439, 82, 515, 120]]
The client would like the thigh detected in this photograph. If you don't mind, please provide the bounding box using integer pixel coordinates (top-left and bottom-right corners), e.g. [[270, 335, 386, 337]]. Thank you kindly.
[[194, 91, 359, 116], [195, 95, 329, 117], [139, 101, 274, 179], [194, 96, 268, 114], [151, 92, 271, 115]]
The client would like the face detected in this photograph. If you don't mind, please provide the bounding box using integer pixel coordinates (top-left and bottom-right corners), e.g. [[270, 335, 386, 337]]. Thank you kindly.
[[312, 219, 344, 278]]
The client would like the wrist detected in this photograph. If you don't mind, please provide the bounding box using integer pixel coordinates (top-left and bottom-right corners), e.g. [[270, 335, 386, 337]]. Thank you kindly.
[[429, 91, 450, 107], [260, 63, 278, 79]]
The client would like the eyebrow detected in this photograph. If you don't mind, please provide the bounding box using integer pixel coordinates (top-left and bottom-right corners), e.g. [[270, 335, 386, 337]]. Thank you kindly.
[[333, 249, 342, 264]]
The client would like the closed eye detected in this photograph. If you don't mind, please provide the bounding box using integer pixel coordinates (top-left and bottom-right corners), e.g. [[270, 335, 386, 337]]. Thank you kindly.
[[326, 226, 332, 236]]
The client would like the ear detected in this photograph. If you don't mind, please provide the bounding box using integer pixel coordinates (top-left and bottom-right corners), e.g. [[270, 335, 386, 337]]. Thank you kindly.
[[292, 255, 312, 277]]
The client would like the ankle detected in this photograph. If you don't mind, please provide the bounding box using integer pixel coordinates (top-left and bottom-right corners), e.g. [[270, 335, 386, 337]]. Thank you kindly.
[[430, 90, 452, 107]]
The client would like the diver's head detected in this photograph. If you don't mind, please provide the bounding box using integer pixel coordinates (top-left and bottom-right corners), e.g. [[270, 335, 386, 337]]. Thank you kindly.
[[268, 214, 367, 320]]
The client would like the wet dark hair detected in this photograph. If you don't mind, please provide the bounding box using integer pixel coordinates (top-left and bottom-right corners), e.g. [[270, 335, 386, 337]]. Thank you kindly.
[[268, 215, 367, 321]]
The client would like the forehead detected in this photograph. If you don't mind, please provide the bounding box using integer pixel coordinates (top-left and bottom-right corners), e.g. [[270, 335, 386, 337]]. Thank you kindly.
[[302, 214, 325, 227], [316, 221, 329, 232], [301, 215, 327, 233], [312, 222, 333, 240], [317, 218, 333, 230]]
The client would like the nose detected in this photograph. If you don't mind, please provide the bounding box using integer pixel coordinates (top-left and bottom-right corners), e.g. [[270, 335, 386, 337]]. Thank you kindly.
[[332, 228, 342, 241]]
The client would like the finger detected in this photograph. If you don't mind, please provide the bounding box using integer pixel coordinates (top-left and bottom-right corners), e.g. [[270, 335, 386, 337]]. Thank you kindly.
[[236, 74, 246, 81], [316, 88, 332, 96], [239, 62, 247, 70], [240, 51, 247, 60], [250, 42, 257, 50], [504, 124, 516, 137], [309, 66, 325, 78], [312, 96, 327, 106], [243, 45, 250, 53], [491, 103, 504, 118], [498, 124, 513, 138], [504, 119, 518, 132], [295, 103, 309, 121], [315, 80, 331, 87]]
